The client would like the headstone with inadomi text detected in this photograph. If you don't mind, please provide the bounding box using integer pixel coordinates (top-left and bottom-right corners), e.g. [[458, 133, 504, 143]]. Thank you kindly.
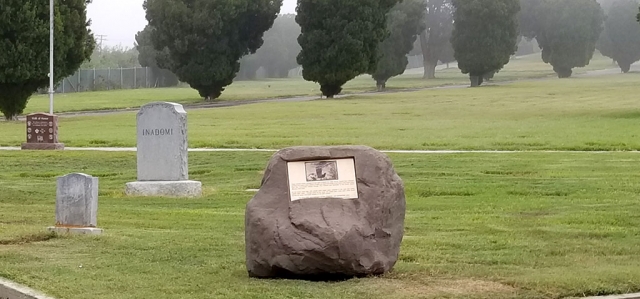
[[125, 102, 202, 197]]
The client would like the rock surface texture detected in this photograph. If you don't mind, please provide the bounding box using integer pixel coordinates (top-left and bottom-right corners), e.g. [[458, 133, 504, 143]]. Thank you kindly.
[[245, 146, 406, 279]]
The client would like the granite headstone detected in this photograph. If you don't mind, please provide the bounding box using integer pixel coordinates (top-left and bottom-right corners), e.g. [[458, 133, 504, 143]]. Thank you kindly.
[[21, 113, 64, 150], [125, 102, 202, 197], [48, 173, 103, 235]]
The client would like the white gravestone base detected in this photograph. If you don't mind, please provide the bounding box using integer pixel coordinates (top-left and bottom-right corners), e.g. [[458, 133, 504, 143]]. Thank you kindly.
[[125, 181, 202, 198], [47, 226, 103, 235]]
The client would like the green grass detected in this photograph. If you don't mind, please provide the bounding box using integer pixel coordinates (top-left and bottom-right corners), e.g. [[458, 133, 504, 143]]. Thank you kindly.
[[3, 73, 640, 150], [21, 53, 614, 114], [2, 151, 640, 299], [1, 54, 637, 298]]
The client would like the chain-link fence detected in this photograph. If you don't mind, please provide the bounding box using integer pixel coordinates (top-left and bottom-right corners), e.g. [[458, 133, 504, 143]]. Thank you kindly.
[[56, 67, 173, 93]]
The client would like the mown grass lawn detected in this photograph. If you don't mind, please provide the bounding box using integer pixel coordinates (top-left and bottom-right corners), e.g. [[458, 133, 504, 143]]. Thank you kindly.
[[20, 53, 613, 115], [1, 53, 638, 298], [2, 73, 640, 151], [1, 151, 640, 299]]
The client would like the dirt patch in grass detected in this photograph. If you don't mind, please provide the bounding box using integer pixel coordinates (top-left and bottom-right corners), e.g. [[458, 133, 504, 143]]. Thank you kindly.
[[0, 232, 57, 245], [360, 277, 517, 298]]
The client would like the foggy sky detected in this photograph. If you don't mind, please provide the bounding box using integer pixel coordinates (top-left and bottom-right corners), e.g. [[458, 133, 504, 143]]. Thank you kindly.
[[87, 0, 297, 48]]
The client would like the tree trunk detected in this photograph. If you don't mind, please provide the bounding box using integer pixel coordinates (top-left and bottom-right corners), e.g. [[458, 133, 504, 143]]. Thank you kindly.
[[420, 29, 442, 79], [424, 60, 437, 79], [620, 62, 631, 73], [553, 66, 573, 78], [376, 80, 387, 91], [470, 75, 483, 87], [419, 31, 432, 79], [320, 84, 342, 98]]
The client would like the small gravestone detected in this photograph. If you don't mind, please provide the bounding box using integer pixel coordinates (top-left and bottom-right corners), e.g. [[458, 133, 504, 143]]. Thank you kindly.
[[125, 102, 202, 197], [245, 145, 406, 279], [48, 173, 103, 235], [21, 113, 64, 150]]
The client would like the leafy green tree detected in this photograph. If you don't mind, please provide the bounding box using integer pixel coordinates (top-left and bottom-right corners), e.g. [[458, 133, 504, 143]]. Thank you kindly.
[[598, 0, 640, 73], [420, 0, 455, 79], [533, 0, 604, 78], [371, 0, 426, 90], [0, 0, 94, 120], [144, 0, 282, 100], [296, 0, 399, 98], [451, 0, 520, 87], [134, 26, 179, 87]]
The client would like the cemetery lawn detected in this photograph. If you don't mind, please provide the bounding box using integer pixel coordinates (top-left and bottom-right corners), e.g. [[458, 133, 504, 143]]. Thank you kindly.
[[2, 73, 640, 151], [20, 53, 613, 115], [2, 150, 640, 299]]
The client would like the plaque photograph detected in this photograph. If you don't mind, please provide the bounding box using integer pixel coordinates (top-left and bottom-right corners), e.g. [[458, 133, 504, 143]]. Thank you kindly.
[[305, 161, 338, 181], [287, 158, 358, 201]]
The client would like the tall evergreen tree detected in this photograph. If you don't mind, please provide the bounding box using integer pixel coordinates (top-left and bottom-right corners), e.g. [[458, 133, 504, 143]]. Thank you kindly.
[[420, 0, 455, 79], [533, 0, 604, 78], [597, 0, 640, 73], [255, 14, 301, 78], [0, 0, 94, 120], [296, 0, 399, 98], [371, 0, 426, 90], [451, 0, 521, 87], [144, 0, 282, 100], [135, 26, 179, 87]]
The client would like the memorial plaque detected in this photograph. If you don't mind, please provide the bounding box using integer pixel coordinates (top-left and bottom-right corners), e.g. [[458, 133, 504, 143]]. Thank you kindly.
[[21, 113, 64, 150], [286, 158, 358, 201], [246, 146, 406, 278]]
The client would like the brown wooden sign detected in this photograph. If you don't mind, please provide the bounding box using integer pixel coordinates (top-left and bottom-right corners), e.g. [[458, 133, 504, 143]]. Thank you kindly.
[[25, 113, 58, 144]]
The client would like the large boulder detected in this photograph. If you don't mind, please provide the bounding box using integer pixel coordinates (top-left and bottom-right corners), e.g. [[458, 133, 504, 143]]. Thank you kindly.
[[245, 146, 406, 279]]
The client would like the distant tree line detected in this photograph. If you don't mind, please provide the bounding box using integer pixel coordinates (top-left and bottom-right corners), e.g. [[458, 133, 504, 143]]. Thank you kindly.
[[2, 0, 640, 119], [81, 45, 139, 69], [237, 14, 301, 81], [597, 0, 640, 73]]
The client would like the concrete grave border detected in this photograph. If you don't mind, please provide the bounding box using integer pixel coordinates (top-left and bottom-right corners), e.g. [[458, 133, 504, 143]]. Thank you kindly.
[[582, 294, 640, 299], [0, 277, 55, 299]]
